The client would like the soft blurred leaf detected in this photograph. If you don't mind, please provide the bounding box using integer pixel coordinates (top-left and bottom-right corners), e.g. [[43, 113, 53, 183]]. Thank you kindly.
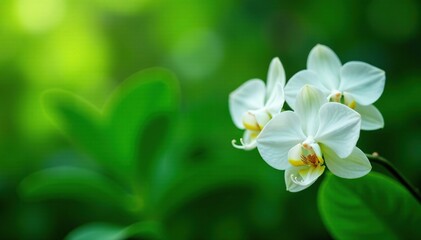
[[66, 223, 125, 240], [318, 172, 421, 239], [65, 221, 163, 240], [103, 68, 179, 183], [154, 162, 270, 219], [42, 68, 179, 187], [19, 167, 133, 212], [42, 89, 114, 170]]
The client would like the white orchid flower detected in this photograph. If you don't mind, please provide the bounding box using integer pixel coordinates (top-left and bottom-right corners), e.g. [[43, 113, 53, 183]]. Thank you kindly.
[[257, 85, 371, 192], [229, 57, 286, 150], [285, 44, 386, 130]]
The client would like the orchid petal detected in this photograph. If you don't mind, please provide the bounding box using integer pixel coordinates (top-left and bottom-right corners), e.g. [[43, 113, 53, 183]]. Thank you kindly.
[[354, 103, 384, 130], [285, 165, 325, 192], [340, 61, 385, 106], [284, 70, 330, 109], [265, 82, 285, 116], [266, 57, 286, 97], [229, 79, 266, 129], [257, 111, 306, 170], [323, 146, 371, 179], [294, 85, 328, 136], [307, 44, 341, 90], [315, 103, 361, 158]]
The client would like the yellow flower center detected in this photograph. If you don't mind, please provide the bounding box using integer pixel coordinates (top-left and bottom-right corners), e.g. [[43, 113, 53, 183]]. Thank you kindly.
[[288, 140, 324, 167]]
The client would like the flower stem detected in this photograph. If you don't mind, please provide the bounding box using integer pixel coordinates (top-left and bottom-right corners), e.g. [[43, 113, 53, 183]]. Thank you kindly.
[[366, 153, 421, 203]]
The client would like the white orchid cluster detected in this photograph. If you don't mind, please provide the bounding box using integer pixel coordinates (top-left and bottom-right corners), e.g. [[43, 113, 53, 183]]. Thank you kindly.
[[229, 44, 386, 192]]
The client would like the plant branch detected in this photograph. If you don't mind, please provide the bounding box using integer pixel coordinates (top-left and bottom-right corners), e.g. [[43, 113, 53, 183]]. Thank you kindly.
[[366, 152, 421, 203]]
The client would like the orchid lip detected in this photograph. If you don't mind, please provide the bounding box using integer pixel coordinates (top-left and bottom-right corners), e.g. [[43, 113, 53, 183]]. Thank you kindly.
[[288, 139, 324, 168]]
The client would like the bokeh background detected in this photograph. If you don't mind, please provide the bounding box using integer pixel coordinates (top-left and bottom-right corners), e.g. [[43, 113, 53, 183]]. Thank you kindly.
[[1, 0, 421, 239]]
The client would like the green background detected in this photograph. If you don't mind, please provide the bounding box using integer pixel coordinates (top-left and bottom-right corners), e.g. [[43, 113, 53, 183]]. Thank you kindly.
[[1, 0, 420, 239]]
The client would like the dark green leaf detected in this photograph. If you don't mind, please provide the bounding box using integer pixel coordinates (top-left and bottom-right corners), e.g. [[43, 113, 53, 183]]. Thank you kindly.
[[318, 172, 421, 239], [19, 167, 135, 212], [154, 162, 271, 219]]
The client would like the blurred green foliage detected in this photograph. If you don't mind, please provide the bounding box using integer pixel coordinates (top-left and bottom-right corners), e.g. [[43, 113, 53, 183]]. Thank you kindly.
[[0, 0, 420, 239]]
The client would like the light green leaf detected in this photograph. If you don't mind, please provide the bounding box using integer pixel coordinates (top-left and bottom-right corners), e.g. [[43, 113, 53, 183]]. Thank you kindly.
[[318, 172, 421, 239], [65, 221, 163, 240], [19, 167, 135, 212]]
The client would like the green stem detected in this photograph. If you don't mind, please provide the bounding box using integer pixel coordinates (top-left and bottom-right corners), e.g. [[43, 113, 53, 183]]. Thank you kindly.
[[366, 153, 421, 203]]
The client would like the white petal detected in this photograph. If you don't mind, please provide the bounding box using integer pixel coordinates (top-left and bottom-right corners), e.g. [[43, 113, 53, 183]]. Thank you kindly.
[[315, 103, 361, 158], [285, 165, 325, 192], [307, 44, 342, 90], [323, 146, 371, 179], [266, 57, 286, 97], [256, 111, 306, 170], [232, 130, 259, 150], [284, 70, 330, 109], [340, 61, 385, 106], [355, 103, 384, 130], [294, 85, 328, 137], [229, 79, 266, 129], [264, 82, 285, 116]]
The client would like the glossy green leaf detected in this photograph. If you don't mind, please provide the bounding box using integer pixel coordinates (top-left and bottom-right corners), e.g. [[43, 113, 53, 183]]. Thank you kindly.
[[318, 172, 421, 239], [65, 221, 163, 240], [19, 167, 134, 212]]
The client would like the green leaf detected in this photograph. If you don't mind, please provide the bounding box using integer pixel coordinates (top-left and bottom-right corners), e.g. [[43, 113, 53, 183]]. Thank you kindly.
[[318, 172, 421, 239], [42, 69, 179, 186], [42, 90, 115, 171], [65, 221, 164, 240], [153, 162, 271, 219], [19, 167, 135, 212], [103, 68, 179, 182], [65, 223, 125, 240]]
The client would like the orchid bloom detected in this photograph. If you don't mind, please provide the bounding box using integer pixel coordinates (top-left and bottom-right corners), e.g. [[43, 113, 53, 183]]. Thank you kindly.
[[229, 57, 286, 150], [285, 44, 386, 130], [257, 85, 371, 192]]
